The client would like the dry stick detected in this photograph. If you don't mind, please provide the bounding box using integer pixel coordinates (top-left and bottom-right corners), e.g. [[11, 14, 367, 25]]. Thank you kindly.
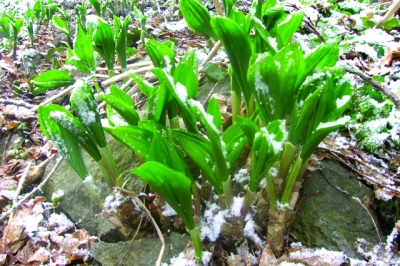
[[326, 150, 400, 195], [101, 66, 152, 87], [31, 85, 74, 112], [320, 171, 382, 243], [199, 40, 223, 70], [203, 79, 223, 106], [9, 161, 32, 220], [352, 197, 382, 242], [374, 0, 400, 29], [116, 187, 165, 266], [97, 61, 152, 72], [0, 155, 60, 222], [212, 0, 224, 16], [1, 133, 11, 165], [286, 191, 320, 236], [119, 214, 144, 266], [344, 65, 400, 109]]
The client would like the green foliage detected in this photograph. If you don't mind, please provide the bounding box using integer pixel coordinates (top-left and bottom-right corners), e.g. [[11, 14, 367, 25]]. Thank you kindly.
[[31, 69, 75, 93]]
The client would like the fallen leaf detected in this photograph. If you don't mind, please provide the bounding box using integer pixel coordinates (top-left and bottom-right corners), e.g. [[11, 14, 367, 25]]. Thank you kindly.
[[6, 121, 21, 131], [0, 57, 16, 72]]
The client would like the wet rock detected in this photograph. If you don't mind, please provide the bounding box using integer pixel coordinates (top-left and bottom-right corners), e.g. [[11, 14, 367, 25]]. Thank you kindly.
[[290, 159, 383, 259], [91, 232, 190, 265], [42, 136, 144, 242]]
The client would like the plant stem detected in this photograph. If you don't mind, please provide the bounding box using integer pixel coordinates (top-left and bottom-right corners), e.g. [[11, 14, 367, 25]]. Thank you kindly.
[[231, 90, 241, 123], [241, 188, 256, 219], [98, 145, 122, 189], [280, 155, 303, 205], [188, 227, 203, 262], [276, 142, 297, 195], [266, 171, 277, 211], [191, 183, 201, 228], [221, 178, 233, 208]]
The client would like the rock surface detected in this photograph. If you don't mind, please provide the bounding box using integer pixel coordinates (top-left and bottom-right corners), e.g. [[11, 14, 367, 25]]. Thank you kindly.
[[42, 136, 144, 242], [290, 159, 383, 259], [91, 232, 190, 265]]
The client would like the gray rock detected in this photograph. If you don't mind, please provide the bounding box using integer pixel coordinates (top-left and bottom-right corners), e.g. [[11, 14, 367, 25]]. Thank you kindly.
[[42, 136, 144, 242], [290, 159, 383, 259], [91, 232, 190, 265]]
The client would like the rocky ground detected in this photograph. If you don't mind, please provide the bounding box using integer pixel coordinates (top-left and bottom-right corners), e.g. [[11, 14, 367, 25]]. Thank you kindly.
[[0, 0, 400, 265]]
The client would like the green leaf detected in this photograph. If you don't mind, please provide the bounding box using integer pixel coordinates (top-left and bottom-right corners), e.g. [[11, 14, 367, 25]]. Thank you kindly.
[[207, 97, 222, 132], [93, 18, 115, 72], [211, 17, 253, 110], [179, 0, 216, 40], [132, 162, 195, 230], [129, 72, 154, 97], [88, 0, 101, 16], [146, 40, 175, 73], [52, 15, 70, 37], [115, 16, 130, 70], [70, 80, 107, 148], [276, 10, 304, 49], [73, 20, 96, 74], [98, 85, 139, 126], [174, 50, 198, 99], [32, 70, 74, 93], [46, 105, 102, 162], [172, 129, 223, 195], [38, 106, 89, 180], [104, 125, 153, 158]]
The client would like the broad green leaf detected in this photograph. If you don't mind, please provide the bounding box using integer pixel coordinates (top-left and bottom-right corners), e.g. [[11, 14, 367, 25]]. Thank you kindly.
[[52, 15, 70, 37], [222, 0, 237, 16], [88, 0, 101, 16], [174, 50, 198, 99], [146, 40, 175, 73], [93, 19, 115, 72], [222, 122, 248, 167], [73, 21, 96, 74], [151, 68, 197, 133], [46, 105, 102, 162], [276, 10, 304, 49], [211, 17, 253, 110], [129, 72, 154, 97], [235, 115, 259, 145], [32, 70, 74, 93], [301, 116, 349, 160], [70, 80, 107, 148], [248, 120, 284, 192], [172, 130, 223, 195], [104, 125, 153, 158], [179, 0, 216, 40], [38, 106, 89, 180], [207, 97, 222, 132], [98, 85, 139, 126], [115, 16, 130, 70], [189, 99, 230, 181], [132, 162, 195, 230]]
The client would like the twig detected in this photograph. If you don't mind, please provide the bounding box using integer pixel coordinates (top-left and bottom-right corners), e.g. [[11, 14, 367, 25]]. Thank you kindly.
[[320, 171, 382, 242], [31, 86, 74, 112], [101, 66, 152, 87], [374, 0, 400, 29], [203, 79, 222, 106], [343, 64, 400, 109], [0, 155, 60, 222], [212, 0, 224, 16], [352, 197, 382, 242], [116, 187, 165, 266], [1, 133, 11, 165], [286, 191, 320, 235], [200, 40, 222, 70], [0, 99, 34, 109], [97, 61, 152, 71], [118, 214, 144, 266], [9, 161, 32, 220]]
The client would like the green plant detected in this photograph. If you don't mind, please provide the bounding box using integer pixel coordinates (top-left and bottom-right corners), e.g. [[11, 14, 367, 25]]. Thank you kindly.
[[0, 13, 24, 59], [131, 0, 147, 45], [52, 15, 72, 44], [24, 8, 35, 47]]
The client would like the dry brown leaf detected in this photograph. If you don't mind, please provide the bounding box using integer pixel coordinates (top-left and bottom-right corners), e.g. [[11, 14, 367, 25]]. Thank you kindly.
[[0, 57, 16, 72], [5, 121, 21, 131]]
